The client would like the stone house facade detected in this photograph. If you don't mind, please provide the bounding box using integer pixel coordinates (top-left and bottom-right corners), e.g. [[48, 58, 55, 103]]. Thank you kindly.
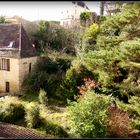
[[0, 23, 39, 94], [60, 1, 90, 28]]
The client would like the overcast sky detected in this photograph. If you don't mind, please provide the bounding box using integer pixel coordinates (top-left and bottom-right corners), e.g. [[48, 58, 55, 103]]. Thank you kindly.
[[0, 1, 100, 21]]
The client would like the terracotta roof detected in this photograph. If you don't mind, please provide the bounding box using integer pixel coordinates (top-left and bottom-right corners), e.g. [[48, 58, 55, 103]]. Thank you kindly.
[[0, 122, 46, 139], [0, 24, 37, 58]]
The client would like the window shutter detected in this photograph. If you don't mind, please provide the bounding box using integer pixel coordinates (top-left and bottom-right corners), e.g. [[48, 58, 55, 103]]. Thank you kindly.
[[7, 59, 10, 71]]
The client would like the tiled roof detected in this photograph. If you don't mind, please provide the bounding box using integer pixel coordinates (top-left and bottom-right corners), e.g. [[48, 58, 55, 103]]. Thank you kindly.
[[72, 1, 89, 10], [0, 24, 20, 49], [0, 24, 37, 58], [0, 122, 46, 139]]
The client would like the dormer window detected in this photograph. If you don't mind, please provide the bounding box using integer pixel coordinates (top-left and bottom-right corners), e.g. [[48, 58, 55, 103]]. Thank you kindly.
[[7, 41, 15, 48]]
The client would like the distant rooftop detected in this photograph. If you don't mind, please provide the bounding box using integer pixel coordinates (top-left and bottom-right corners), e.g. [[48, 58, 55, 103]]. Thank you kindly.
[[72, 1, 89, 10]]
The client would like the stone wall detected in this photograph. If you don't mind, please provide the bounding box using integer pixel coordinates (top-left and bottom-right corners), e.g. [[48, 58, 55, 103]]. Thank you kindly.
[[19, 56, 39, 91], [0, 56, 39, 94], [0, 58, 20, 93]]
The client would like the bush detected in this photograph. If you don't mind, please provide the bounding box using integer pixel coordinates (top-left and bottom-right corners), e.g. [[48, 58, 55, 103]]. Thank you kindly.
[[68, 91, 111, 138], [130, 118, 140, 131], [56, 62, 96, 103], [55, 68, 78, 102], [23, 56, 71, 99], [84, 23, 100, 43], [38, 89, 48, 105], [0, 97, 25, 123], [25, 102, 41, 128], [41, 121, 68, 138]]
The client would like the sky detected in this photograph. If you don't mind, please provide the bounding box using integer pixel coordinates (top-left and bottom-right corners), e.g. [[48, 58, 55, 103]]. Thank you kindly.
[[0, 1, 100, 21]]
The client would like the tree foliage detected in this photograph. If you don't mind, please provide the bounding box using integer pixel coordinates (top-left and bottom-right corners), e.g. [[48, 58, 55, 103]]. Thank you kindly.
[[0, 16, 6, 24], [78, 2, 140, 102], [68, 91, 111, 138], [33, 20, 79, 54], [80, 11, 97, 27], [38, 89, 48, 105]]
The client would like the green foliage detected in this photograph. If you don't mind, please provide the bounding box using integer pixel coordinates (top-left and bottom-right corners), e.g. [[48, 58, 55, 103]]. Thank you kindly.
[[117, 96, 140, 117], [82, 23, 100, 50], [39, 20, 49, 32], [0, 97, 25, 123], [25, 102, 41, 128], [39, 89, 48, 105], [56, 61, 95, 102], [97, 15, 106, 24], [80, 12, 97, 27], [130, 118, 140, 130], [68, 91, 111, 138], [115, 96, 140, 131], [80, 11, 92, 21], [33, 20, 78, 53], [0, 16, 6, 23], [84, 23, 100, 41], [78, 2, 140, 102], [24, 56, 71, 99], [56, 68, 78, 102], [41, 121, 68, 138]]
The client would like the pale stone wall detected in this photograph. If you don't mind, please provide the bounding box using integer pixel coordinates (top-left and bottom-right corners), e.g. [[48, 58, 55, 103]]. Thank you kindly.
[[0, 58, 20, 93], [0, 56, 39, 94], [19, 56, 39, 91], [60, 2, 90, 27]]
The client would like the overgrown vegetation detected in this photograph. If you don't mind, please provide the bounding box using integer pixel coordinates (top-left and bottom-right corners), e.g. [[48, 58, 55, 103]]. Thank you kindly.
[[68, 91, 110, 138], [0, 97, 25, 123], [1, 2, 140, 138]]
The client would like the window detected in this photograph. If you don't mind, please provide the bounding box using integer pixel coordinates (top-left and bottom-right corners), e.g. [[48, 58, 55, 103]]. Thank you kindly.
[[29, 63, 32, 73], [6, 82, 10, 92], [0, 58, 10, 71]]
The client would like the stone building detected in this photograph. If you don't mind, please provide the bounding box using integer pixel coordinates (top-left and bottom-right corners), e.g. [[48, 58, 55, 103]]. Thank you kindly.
[[60, 1, 90, 28], [104, 1, 130, 16], [0, 23, 39, 94]]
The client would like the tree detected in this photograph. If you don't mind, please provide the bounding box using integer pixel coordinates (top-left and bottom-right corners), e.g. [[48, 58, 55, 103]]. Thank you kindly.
[[80, 11, 97, 27], [100, 1, 105, 16], [68, 91, 110, 138], [33, 20, 79, 54], [78, 2, 140, 102], [0, 16, 6, 23]]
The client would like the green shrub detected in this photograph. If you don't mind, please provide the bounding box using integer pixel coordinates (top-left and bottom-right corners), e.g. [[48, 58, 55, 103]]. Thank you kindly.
[[0, 97, 25, 123], [55, 68, 78, 102], [56, 61, 96, 103], [25, 102, 41, 128], [38, 89, 48, 105], [23, 56, 71, 99], [130, 118, 140, 130], [68, 91, 111, 138], [116, 96, 140, 131], [84, 23, 100, 43], [117, 96, 140, 117], [41, 121, 68, 138]]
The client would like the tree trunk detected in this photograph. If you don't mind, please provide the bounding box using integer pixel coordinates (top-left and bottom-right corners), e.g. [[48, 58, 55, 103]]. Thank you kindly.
[[100, 1, 105, 16]]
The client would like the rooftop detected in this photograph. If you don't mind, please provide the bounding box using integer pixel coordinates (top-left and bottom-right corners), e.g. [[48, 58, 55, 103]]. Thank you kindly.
[[72, 1, 89, 10], [0, 24, 37, 58]]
